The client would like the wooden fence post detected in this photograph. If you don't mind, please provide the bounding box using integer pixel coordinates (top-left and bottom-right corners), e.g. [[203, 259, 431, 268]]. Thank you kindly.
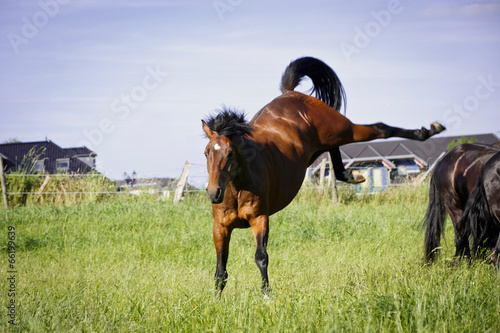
[[319, 157, 327, 187], [414, 151, 446, 185], [35, 175, 51, 201], [39, 175, 51, 192], [173, 161, 191, 204], [327, 152, 338, 204], [0, 157, 9, 209]]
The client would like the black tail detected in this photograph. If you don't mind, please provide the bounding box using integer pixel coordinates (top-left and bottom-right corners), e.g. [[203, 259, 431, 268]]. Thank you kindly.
[[461, 175, 500, 257], [423, 176, 447, 262], [281, 57, 348, 182], [280, 57, 346, 113]]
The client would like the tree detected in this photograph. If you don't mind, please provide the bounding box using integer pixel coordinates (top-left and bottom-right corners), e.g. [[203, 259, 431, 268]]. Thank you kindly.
[[2, 138, 21, 144], [447, 136, 478, 151]]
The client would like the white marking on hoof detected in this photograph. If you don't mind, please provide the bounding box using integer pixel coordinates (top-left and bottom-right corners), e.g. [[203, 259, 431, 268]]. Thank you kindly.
[[345, 170, 366, 184], [431, 122, 445, 133]]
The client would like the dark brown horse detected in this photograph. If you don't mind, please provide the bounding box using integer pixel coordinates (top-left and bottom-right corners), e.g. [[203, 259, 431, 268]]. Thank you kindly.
[[423, 143, 500, 262], [460, 151, 500, 266], [202, 57, 445, 294]]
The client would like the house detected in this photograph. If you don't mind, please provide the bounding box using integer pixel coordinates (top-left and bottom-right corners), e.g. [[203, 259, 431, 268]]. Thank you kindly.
[[0, 139, 96, 174], [307, 133, 500, 190]]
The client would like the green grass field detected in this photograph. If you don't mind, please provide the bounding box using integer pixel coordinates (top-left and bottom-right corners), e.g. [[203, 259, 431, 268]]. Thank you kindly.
[[1, 186, 499, 332]]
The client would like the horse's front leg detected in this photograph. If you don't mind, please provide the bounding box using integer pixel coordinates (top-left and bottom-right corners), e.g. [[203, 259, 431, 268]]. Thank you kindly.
[[250, 215, 270, 295], [213, 222, 232, 295], [351, 121, 445, 142]]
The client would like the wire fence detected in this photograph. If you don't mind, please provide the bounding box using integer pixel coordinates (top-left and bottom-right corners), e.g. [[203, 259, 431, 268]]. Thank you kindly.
[[1, 171, 427, 195], [1, 174, 201, 194], [0, 170, 201, 209], [0, 163, 430, 209]]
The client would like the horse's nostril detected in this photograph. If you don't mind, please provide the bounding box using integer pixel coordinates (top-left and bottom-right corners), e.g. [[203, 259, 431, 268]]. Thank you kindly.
[[216, 188, 222, 198]]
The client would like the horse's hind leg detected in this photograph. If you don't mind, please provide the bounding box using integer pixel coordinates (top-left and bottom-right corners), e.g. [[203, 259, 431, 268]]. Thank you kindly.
[[328, 147, 365, 183], [454, 235, 471, 260], [451, 211, 471, 261], [309, 148, 365, 184], [351, 122, 445, 142]]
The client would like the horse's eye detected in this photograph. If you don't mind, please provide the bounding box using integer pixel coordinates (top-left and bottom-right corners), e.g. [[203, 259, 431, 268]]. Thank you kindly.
[[227, 150, 234, 158], [204, 152, 207, 158]]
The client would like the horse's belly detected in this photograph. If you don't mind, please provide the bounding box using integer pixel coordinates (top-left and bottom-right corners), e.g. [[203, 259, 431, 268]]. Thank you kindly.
[[268, 170, 306, 215]]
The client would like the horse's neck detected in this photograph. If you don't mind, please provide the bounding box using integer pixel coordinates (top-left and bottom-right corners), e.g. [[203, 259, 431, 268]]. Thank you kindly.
[[233, 137, 266, 188]]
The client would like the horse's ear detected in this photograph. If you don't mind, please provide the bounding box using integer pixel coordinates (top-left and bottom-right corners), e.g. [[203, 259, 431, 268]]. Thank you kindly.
[[202, 120, 216, 139]]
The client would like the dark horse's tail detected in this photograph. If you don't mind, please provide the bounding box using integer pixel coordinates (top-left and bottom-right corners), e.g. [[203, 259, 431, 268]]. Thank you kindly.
[[461, 169, 500, 257], [280, 56, 346, 114], [280, 57, 348, 181], [423, 176, 447, 262]]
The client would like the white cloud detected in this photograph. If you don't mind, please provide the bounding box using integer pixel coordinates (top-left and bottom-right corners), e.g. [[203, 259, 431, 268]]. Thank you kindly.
[[461, 3, 500, 16], [68, 0, 209, 9], [422, 4, 457, 17], [422, 1, 500, 17]]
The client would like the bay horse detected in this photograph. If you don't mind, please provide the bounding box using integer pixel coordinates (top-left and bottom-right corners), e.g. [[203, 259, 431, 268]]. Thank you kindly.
[[202, 56, 445, 294], [460, 151, 500, 266], [423, 143, 500, 262]]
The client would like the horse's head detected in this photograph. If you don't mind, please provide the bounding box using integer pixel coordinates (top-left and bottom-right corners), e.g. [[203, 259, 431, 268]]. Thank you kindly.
[[202, 122, 238, 204], [202, 110, 252, 204]]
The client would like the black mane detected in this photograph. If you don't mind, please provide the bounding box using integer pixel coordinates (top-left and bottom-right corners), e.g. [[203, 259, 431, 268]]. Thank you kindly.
[[204, 108, 253, 137]]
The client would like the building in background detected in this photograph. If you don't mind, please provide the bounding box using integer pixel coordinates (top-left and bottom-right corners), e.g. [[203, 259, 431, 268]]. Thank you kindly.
[[0, 139, 96, 174]]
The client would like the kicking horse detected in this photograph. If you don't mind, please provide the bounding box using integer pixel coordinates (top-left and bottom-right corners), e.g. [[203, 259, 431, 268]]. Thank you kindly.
[[202, 56, 445, 294]]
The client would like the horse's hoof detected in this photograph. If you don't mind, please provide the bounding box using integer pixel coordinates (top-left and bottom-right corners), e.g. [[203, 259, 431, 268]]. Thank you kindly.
[[345, 170, 366, 184], [431, 122, 446, 134]]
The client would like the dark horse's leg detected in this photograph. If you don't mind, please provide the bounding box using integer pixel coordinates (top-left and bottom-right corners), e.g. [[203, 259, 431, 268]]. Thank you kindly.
[[213, 223, 232, 295], [454, 235, 471, 259], [450, 209, 471, 260], [250, 215, 270, 295]]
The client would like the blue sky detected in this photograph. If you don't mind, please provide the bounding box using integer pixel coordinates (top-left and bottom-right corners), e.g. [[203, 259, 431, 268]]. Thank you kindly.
[[1, 0, 499, 186]]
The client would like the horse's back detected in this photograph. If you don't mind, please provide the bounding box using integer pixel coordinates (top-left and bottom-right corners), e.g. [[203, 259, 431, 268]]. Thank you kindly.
[[433, 143, 500, 211], [251, 91, 320, 131], [250, 91, 350, 148]]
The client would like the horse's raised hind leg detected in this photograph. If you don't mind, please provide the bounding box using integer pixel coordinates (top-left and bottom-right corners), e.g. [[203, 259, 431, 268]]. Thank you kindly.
[[351, 121, 446, 143], [321, 121, 445, 183], [213, 223, 232, 295], [250, 215, 270, 295]]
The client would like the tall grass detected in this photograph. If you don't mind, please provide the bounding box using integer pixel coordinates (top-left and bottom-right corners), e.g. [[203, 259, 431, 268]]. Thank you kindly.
[[1, 147, 116, 207], [1, 185, 499, 332]]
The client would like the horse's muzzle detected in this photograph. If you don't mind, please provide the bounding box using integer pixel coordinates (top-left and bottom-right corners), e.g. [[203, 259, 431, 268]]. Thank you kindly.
[[206, 187, 224, 204]]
